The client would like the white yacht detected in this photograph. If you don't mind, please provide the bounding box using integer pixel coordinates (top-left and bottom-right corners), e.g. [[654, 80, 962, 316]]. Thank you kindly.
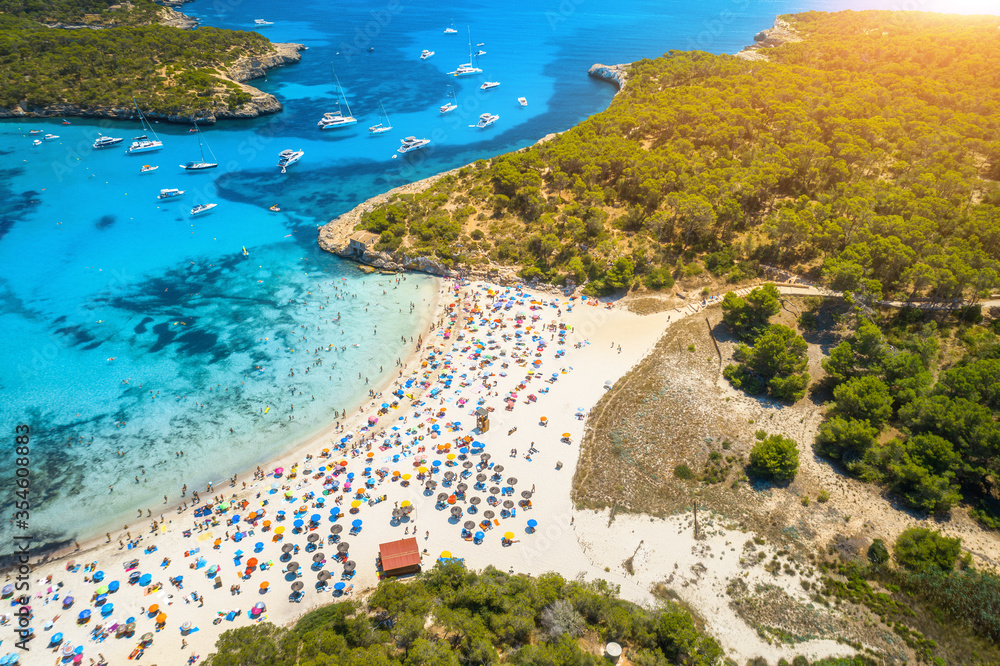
[[475, 113, 499, 128], [140, 165, 158, 173], [444, 19, 458, 33], [317, 65, 357, 130], [278, 149, 304, 172], [93, 134, 123, 149], [32, 139, 41, 146], [253, 19, 273, 26], [448, 28, 482, 76], [518, 97, 528, 107], [475, 50, 487, 57], [29, 129, 42, 135], [43, 133, 60, 141], [369, 99, 393, 136], [420, 50, 435, 60], [126, 98, 163, 154], [480, 81, 499, 90], [440, 85, 458, 114], [180, 124, 218, 170], [191, 203, 217, 215], [157, 188, 184, 199], [398, 136, 430, 154]]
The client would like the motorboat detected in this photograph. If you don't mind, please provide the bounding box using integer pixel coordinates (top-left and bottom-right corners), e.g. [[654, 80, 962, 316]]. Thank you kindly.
[[29, 129, 42, 135], [179, 124, 218, 170], [448, 28, 482, 76], [475, 50, 486, 56], [420, 50, 434, 60], [398, 136, 430, 154], [253, 19, 273, 25], [43, 133, 59, 141], [269, 205, 281, 212], [32, 139, 41, 146], [140, 165, 158, 173], [126, 98, 163, 154], [440, 85, 458, 114], [157, 188, 184, 199], [317, 65, 357, 130], [369, 98, 393, 135], [191, 203, 217, 215], [480, 81, 499, 90], [475, 113, 499, 128], [518, 97, 528, 107], [278, 149, 304, 171], [61, 119, 71, 125], [444, 19, 457, 33]]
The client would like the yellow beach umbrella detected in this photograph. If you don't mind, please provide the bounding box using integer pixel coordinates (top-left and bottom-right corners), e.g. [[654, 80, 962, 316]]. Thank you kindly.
[[274, 526, 284, 534], [418, 467, 428, 474], [401, 474, 411, 481], [440, 551, 452, 559], [351, 500, 361, 508], [504, 532, 515, 540], [446, 453, 456, 460], [400, 500, 411, 508]]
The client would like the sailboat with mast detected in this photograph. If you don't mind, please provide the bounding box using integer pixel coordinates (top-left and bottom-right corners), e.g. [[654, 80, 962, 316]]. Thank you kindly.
[[440, 85, 458, 114], [126, 98, 163, 154], [317, 64, 357, 130], [180, 124, 218, 170], [368, 98, 393, 135], [448, 28, 482, 77]]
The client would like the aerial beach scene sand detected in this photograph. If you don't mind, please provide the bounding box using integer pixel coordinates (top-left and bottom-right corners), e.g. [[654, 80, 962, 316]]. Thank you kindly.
[[3, 0, 1000, 665]]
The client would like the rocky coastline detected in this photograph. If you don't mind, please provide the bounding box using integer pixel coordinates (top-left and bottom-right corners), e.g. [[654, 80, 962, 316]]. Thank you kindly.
[[0, 42, 304, 124], [587, 62, 630, 91], [317, 62, 631, 280], [736, 16, 801, 61]]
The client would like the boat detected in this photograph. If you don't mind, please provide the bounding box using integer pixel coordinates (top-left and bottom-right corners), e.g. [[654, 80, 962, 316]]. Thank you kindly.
[[444, 18, 458, 34], [318, 65, 358, 130], [92, 134, 124, 149], [475, 50, 487, 57], [480, 81, 500, 90], [420, 50, 435, 60], [43, 133, 60, 141], [180, 124, 218, 170], [448, 28, 482, 77], [32, 139, 41, 146], [440, 85, 458, 114], [242, 246, 250, 256], [140, 165, 158, 173], [126, 98, 163, 154], [190, 203, 217, 215], [269, 205, 281, 212], [253, 19, 273, 26], [29, 129, 42, 135], [157, 188, 184, 199], [518, 97, 528, 107], [369, 98, 393, 135], [398, 136, 430, 154], [475, 113, 499, 128], [61, 119, 71, 125], [278, 149, 304, 172]]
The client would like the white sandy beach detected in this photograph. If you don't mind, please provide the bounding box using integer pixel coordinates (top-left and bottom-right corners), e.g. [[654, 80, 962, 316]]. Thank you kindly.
[[4, 279, 852, 666]]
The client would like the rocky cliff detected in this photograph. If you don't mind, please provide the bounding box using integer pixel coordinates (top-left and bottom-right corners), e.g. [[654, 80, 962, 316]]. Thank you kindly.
[[736, 17, 801, 61], [587, 63, 630, 92]]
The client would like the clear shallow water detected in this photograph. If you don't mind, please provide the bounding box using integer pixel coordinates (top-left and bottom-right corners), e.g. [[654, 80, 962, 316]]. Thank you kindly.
[[0, 0, 983, 554]]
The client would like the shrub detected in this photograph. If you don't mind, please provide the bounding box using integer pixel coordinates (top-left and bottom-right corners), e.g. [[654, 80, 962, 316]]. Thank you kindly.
[[748, 435, 799, 482], [721, 283, 781, 342], [540, 599, 585, 641], [817, 490, 830, 503], [673, 464, 694, 480], [894, 527, 962, 572], [867, 538, 890, 566]]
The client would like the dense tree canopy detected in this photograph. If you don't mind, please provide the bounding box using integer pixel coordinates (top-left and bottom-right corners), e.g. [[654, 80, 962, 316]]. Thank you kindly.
[[204, 563, 723, 666], [355, 11, 1000, 300], [0, 4, 273, 116]]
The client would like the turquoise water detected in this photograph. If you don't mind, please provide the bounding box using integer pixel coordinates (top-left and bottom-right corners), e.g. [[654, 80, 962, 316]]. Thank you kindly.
[[0, 0, 981, 554]]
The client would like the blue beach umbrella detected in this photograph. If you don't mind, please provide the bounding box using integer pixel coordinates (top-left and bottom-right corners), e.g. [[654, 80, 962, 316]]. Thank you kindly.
[[330, 507, 341, 516], [293, 519, 304, 528], [254, 542, 264, 553], [232, 515, 241, 524], [50, 632, 64, 645], [78, 609, 90, 621], [101, 603, 113, 616], [351, 519, 362, 528], [138, 573, 152, 586], [333, 582, 345, 591], [474, 531, 485, 540], [92, 571, 105, 582], [527, 519, 537, 527], [310, 514, 321, 524], [107, 581, 120, 593], [432, 460, 441, 467]]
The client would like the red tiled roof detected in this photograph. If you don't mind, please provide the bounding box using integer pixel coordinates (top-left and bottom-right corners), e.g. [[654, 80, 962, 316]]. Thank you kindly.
[[379, 537, 420, 573]]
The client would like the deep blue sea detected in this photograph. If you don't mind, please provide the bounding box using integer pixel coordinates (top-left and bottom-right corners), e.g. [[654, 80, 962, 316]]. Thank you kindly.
[[0, 0, 984, 553]]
